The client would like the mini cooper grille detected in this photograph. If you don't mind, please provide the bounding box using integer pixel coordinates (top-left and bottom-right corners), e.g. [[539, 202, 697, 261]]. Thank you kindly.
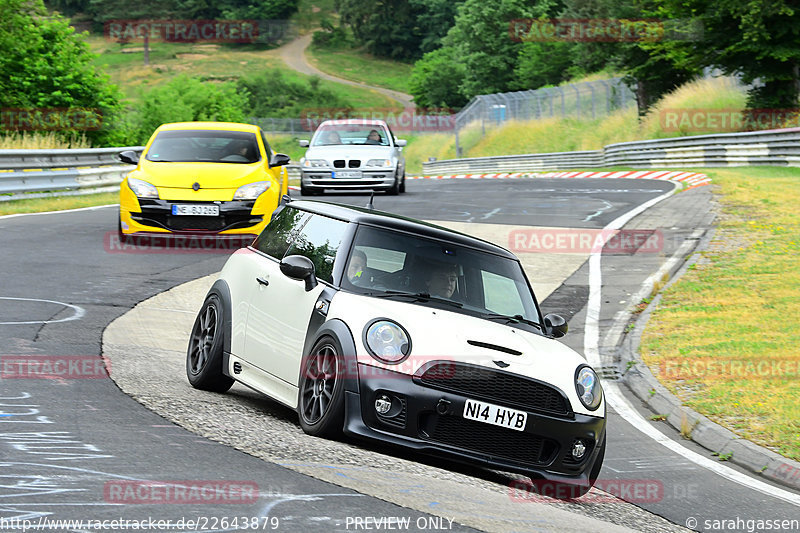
[[417, 363, 571, 417], [420, 414, 559, 467]]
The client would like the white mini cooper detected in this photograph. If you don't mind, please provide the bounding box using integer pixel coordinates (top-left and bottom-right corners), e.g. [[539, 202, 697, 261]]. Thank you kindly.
[[187, 199, 606, 495]]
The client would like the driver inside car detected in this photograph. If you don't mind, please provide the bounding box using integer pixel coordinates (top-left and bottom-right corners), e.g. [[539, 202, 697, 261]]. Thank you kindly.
[[347, 249, 368, 285], [425, 262, 459, 299]]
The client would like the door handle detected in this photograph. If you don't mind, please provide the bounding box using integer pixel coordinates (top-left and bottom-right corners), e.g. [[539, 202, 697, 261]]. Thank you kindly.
[[256, 277, 269, 286]]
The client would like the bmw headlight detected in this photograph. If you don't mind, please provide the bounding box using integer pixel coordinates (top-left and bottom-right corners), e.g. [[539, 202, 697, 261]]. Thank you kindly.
[[366, 159, 392, 168], [233, 181, 270, 200], [302, 159, 329, 168], [364, 320, 411, 364], [127, 177, 159, 199], [575, 366, 602, 411]]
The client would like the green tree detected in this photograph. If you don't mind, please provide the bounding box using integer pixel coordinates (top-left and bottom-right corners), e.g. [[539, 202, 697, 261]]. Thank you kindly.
[[653, 0, 800, 109], [408, 47, 468, 108], [0, 0, 122, 143], [129, 76, 248, 143]]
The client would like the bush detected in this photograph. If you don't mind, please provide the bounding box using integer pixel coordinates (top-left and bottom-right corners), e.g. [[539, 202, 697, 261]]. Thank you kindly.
[[121, 76, 249, 145], [237, 70, 351, 118]]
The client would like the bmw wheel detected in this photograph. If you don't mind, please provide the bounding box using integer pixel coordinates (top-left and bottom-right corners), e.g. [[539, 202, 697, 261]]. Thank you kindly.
[[186, 294, 234, 393], [298, 336, 345, 438]]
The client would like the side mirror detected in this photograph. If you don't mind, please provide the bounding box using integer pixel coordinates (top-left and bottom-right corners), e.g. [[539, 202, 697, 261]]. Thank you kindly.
[[119, 150, 139, 165], [395, 139, 407, 147], [269, 153, 291, 168], [544, 313, 568, 338], [280, 255, 317, 291], [298, 140, 310, 147]]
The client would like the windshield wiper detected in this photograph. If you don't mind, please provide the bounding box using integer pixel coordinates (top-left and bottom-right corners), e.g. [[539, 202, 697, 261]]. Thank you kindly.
[[364, 290, 463, 308], [480, 313, 541, 330]]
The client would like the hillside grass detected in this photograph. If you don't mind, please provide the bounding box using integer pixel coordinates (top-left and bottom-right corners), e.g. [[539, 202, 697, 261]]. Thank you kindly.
[[306, 46, 414, 94], [86, 36, 398, 109], [640, 167, 800, 461]]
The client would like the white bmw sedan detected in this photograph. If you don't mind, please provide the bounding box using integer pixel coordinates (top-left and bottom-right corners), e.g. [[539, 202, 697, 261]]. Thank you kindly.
[[298, 119, 406, 195]]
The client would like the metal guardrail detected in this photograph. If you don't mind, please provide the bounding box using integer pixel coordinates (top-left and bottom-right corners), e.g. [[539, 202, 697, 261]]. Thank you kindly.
[[0, 146, 301, 198], [424, 127, 800, 174], [0, 146, 144, 196]]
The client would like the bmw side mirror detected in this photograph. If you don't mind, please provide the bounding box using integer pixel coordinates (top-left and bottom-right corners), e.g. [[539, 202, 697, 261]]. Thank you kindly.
[[544, 313, 568, 338], [395, 139, 407, 147], [269, 153, 291, 168], [119, 150, 139, 165], [298, 140, 309, 147], [280, 255, 318, 291]]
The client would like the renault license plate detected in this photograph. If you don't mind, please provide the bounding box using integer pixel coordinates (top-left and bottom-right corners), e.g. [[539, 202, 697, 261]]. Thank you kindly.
[[463, 398, 527, 431], [172, 204, 219, 216]]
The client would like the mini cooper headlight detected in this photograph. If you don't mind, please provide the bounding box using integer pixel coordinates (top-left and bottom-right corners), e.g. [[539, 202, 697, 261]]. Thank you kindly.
[[575, 365, 602, 411], [302, 159, 329, 168], [233, 181, 270, 200], [366, 159, 392, 167], [364, 320, 411, 364], [127, 177, 159, 198]]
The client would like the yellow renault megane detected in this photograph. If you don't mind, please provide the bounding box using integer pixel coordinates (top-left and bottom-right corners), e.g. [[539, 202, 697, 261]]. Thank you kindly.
[[118, 122, 291, 241]]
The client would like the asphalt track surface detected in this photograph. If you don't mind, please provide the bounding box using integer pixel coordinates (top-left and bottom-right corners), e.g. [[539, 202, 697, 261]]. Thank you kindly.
[[1, 178, 798, 532]]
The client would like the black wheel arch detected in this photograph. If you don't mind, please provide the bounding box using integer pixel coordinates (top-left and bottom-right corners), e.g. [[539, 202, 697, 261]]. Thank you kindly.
[[206, 279, 234, 378], [302, 317, 359, 394]]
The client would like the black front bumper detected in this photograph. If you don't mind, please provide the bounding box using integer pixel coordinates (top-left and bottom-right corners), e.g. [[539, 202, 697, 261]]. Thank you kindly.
[[343, 363, 606, 485], [131, 199, 263, 233]]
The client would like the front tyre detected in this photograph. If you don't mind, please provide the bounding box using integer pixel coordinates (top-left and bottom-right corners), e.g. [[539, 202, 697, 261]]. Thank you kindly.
[[186, 294, 234, 393], [399, 171, 406, 193], [298, 336, 345, 438]]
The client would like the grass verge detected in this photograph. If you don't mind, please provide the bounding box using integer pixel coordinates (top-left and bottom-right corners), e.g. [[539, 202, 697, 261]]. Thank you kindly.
[[640, 167, 800, 461]]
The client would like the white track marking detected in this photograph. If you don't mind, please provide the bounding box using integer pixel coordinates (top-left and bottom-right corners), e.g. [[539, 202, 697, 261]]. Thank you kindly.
[[0, 297, 85, 325], [0, 205, 115, 220], [583, 183, 800, 507]]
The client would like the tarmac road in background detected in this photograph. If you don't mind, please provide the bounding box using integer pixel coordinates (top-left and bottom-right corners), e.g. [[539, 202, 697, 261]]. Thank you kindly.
[[1, 178, 797, 532]]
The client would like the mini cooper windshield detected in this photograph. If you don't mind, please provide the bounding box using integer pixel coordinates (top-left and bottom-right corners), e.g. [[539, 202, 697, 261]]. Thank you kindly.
[[146, 130, 261, 164], [344, 225, 542, 329]]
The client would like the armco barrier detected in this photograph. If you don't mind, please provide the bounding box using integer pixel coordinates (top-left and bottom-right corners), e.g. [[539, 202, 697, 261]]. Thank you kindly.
[[424, 127, 800, 174], [0, 146, 144, 196], [0, 146, 301, 197]]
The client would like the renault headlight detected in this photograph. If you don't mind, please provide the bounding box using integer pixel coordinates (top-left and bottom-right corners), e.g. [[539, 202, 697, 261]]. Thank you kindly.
[[233, 181, 270, 200], [364, 320, 411, 364], [575, 366, 602, 411], [127, 177, 159, 199]]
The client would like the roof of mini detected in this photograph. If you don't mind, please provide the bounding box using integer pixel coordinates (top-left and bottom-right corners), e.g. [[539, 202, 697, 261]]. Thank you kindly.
[[285, 199, 516, 259]]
